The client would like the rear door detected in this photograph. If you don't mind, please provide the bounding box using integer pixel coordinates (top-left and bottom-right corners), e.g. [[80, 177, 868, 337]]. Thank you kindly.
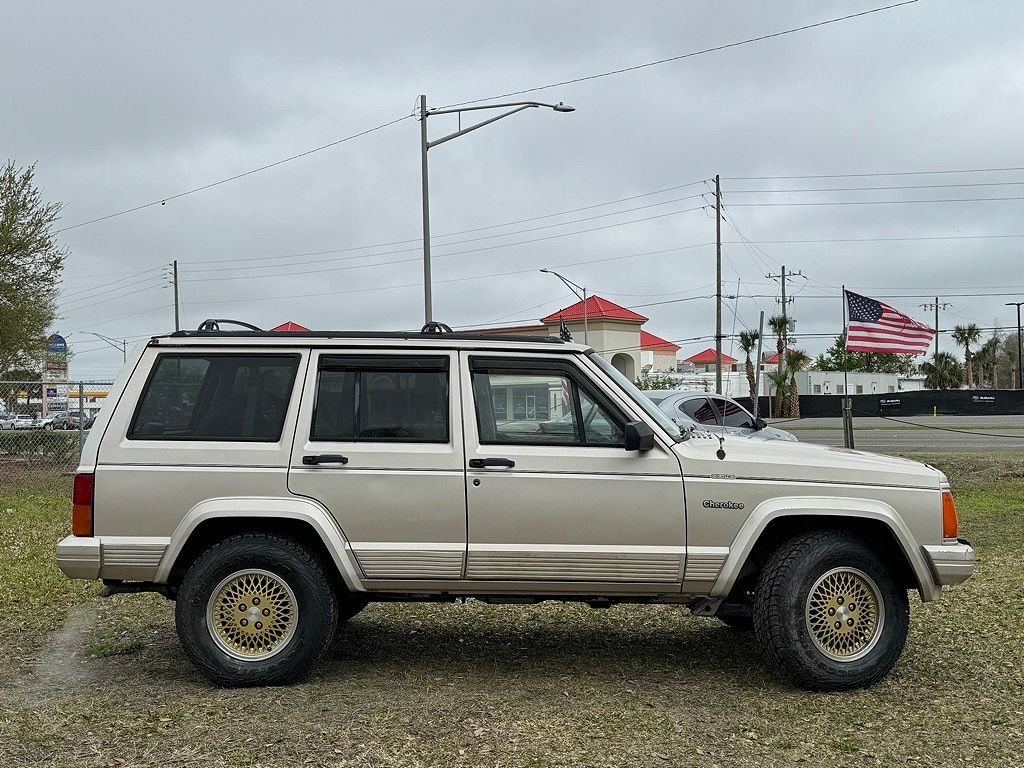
[[287, 349, 466, 583]]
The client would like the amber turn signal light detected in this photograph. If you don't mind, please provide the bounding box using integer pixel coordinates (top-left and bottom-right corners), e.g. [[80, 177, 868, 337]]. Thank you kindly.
[[72, 472, 94, 537], [941, 490, 959, 539]]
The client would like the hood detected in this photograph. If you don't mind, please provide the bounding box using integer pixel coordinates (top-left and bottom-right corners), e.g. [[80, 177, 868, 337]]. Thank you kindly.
[[676, 431, 944, 489]]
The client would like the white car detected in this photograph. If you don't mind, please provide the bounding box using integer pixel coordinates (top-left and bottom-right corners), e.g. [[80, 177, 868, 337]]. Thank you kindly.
[[0, 412, 15, 430], [13, 414, 38, 429], [643, 390, 798, 442]]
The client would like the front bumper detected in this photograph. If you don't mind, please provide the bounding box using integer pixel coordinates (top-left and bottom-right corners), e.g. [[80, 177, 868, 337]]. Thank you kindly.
[[56, 535, 101, 580], [922, 538, 975, 587]]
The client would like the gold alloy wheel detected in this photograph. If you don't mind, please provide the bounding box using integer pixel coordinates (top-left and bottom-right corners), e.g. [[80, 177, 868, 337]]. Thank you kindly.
[[207, 569, 298, 661], [804, 567, 884, 662]]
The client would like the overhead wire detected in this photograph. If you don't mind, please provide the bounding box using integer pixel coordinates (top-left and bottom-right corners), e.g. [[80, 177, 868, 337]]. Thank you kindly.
[[54, 115, 413, 234], [441, 1, 918, 108]]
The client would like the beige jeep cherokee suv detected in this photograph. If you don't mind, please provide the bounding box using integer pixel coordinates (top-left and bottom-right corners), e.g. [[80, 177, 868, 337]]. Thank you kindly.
[[57, 322, 974, 690]]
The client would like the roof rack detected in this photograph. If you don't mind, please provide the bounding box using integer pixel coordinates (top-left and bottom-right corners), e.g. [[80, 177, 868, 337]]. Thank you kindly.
[[164, 318, 567, 344]]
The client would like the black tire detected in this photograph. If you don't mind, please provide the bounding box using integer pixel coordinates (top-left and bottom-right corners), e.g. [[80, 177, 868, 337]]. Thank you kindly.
[[752, 531, 909, 691], [175, 533, 337, 687], [718, 613, 754, 631]]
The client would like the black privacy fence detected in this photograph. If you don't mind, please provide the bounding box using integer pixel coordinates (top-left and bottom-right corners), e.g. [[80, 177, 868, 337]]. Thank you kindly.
[[736, 389, 1024, 418]]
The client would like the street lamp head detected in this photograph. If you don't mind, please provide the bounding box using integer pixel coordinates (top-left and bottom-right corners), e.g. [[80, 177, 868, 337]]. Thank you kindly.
[[552, 102, 575, 112]]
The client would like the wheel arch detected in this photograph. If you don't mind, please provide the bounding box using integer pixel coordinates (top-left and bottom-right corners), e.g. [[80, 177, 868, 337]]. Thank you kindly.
[[155, 496, 363, 593], [711, 496, 939, 602]]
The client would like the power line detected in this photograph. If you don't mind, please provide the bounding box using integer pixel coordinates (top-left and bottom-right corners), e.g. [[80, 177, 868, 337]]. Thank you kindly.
[[53, 115, 413, 234], [728, 180, 1024, 193], [443, 1, 918, 108], [725, 165, 1024, 180], [727, 195, 1024, 207], [177, 205, 711, 284], [179, 193, 709, 277]]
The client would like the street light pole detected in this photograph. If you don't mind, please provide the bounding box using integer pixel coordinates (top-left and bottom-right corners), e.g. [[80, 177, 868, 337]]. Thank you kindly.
[[1007, 302, 1024, 389], [540, 269, 588, 345], [83, 332, 127, 363], [418, 95, 574, 325]]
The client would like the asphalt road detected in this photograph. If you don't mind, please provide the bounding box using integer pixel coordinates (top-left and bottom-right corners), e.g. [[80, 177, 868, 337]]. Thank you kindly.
[[773, 414, 1024, 453]]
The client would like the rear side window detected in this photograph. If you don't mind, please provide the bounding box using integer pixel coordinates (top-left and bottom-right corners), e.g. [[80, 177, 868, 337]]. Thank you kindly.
[[311, 356, 449, 442], [129, 354, 299, 441]]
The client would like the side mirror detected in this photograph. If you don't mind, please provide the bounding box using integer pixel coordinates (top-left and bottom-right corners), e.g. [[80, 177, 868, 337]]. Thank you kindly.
[[754, 417, 767, 430], [624, 420, 655, 452]]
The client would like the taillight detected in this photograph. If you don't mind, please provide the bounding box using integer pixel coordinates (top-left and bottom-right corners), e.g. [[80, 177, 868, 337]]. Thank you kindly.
[[941, 490, 959, 539], [72, 472, 94, 537]]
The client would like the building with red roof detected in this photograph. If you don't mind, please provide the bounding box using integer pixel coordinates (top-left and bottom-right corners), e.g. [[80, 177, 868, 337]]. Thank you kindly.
[[684, 348, 739, 373], [270, 321, 311, 332]]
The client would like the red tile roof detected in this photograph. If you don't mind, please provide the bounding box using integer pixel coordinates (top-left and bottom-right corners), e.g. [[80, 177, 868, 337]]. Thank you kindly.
[[541, 295, 648, 323], [762, 347, 810, 364], [684, 347, 738, 364], [640, 330, 680, 352], [270, 321, 311, 332]]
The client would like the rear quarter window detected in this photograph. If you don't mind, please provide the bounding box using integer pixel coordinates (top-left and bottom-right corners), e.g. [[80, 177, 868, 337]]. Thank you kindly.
[[128, 354, 299, 441]]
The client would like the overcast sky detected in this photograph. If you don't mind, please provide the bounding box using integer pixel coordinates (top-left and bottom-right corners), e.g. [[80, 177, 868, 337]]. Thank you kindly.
[[4, 0, 1024, 379]]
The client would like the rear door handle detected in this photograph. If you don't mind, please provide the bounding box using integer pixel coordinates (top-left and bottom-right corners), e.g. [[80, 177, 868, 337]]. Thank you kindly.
[[302, 454, 349, 466], [468, 457, 515, 469]]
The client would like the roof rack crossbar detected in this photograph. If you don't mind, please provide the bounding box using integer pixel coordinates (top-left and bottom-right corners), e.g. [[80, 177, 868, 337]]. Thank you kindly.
[[196, 319, 265, 332]]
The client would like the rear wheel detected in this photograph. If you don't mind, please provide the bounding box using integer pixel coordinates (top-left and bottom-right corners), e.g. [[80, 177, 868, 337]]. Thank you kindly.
[[753, 531, 909, 691], [175, 533, 337, 687]]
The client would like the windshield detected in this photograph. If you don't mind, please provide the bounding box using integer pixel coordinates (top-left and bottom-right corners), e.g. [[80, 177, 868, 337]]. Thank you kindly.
[[586, 352, 682, 441]]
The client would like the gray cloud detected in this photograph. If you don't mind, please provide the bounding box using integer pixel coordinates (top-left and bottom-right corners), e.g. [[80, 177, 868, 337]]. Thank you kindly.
[[3, 0, 1022, 378]]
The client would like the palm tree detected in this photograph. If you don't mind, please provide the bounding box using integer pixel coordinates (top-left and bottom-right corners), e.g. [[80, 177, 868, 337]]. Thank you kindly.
[[765, 369, 790, 418], [951, 323, 982, 388], [767, 314, 789, 372], [738, 330, 760, 401], [974, 336, 1001, 388], [785, 348, 807, 419], [921, 351, 964, 390]]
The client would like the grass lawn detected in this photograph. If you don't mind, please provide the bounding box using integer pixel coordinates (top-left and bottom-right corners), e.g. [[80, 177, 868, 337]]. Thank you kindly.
[[1, 453, 1022, 767]]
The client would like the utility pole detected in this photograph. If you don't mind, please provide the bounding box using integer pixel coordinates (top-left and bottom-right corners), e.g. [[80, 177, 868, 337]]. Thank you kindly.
[[918, 298, 952, 358], [715, 174, 723, 393], [172, 259, 180, 331], [1007, 301, 1024, 389], [766, 265, 802, 374]]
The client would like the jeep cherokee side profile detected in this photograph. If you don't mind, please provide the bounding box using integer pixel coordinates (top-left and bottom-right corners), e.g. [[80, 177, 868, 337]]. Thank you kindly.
[[56, 324, 974, 690]]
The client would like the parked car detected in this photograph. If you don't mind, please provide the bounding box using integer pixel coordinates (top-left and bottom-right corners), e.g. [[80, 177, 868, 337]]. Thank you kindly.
[[65, 410, 89, 429], [13, 413, 38, 429], [0, 411, 15, 430], [643, 390, 798, 442], [56, 321, 973, 691], [41, 411, 68, 430]]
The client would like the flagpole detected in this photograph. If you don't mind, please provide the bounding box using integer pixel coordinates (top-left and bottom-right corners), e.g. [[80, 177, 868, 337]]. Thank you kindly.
[[842, 286, 854, 449]]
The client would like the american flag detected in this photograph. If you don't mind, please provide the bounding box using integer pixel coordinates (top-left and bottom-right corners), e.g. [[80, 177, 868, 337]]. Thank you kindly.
[[845, 290, 935, 355], [558, 317, 573, 342]]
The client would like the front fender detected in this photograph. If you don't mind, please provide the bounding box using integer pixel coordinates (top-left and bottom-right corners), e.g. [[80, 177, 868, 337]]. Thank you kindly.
[[154, 496, 364, 591], [710, 495, 939, 602]]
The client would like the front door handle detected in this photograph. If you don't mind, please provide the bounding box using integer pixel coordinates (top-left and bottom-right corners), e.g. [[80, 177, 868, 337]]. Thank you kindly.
[[302, 454, 349, 466], [469, 457, 515, 469]]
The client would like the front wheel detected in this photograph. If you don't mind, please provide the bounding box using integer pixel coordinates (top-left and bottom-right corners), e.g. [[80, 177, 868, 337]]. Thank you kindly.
[[175, 533, 337, 687], [753, 531, 909, 691]]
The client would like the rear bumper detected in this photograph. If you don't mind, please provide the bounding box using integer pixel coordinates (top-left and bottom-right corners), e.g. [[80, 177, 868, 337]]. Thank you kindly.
[[56, 535, 101, 580], [922, 538, 975, 587]]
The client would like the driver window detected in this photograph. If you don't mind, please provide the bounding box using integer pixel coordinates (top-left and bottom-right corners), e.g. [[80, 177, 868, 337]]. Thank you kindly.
[[471, 367, 624, 447], [679, 397, 719, 425], [712, 397, 754, 428]]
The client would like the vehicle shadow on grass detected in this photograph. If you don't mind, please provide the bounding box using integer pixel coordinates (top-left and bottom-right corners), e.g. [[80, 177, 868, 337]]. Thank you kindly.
[[68, 601, 774, 696]]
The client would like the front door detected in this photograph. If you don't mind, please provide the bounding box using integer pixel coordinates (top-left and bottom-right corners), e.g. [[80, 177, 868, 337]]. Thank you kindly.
[[288, 350, 466, 582], [461, 352, 685, 590]]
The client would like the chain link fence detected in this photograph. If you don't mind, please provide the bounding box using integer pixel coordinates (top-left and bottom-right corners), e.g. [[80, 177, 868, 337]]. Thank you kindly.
[[0, 380, 113, 495]]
